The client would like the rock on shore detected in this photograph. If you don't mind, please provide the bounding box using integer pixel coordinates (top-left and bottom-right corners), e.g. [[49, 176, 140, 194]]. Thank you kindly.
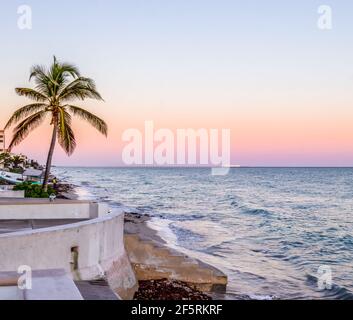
[[134, 279, 212, 300]]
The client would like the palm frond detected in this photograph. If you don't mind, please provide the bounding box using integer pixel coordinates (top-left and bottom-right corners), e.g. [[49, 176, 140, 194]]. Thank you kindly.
[[15, 88, 48, 102], [29, 58, 80, 98], [57, 108, 76, 155], [5, 103, 48, 129], [29, 65, 48, 82], [58, 63, 80, 79], [47, 57, 81, 96], [8, 111, 46, 150], [58, 77, 104, 102], [31, 63, 54, 97], [51, 56, 80, 79], [49, 59, 67, 87], [67, 105, 108, 136]]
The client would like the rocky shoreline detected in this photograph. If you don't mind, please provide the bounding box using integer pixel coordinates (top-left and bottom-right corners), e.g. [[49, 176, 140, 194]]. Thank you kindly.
[[55, 183, 79, 200], [134, 279, 212, 300], [124, 212, 228, 299]]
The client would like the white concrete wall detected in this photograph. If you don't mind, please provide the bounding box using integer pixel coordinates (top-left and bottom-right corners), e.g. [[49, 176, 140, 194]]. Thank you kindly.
[[0, 201, 108, 220], [0, 211, 123, 278], [0, 186, 15, 191], [0, 191, 25, 198], [0, 210, 137, 299]]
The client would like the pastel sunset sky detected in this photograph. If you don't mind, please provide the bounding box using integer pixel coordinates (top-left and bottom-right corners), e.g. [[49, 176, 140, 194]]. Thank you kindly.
[[0, 0, 353, 166]]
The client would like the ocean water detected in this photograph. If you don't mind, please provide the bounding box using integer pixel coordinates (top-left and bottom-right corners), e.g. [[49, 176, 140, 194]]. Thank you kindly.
[[53, 167, 353, 300]]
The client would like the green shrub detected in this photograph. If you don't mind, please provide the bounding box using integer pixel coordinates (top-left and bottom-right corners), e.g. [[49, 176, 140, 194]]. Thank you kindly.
[[14, 182, 56, 198]]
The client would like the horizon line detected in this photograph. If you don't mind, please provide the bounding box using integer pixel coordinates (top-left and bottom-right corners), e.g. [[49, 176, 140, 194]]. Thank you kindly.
[[52, 165, 353, 169]]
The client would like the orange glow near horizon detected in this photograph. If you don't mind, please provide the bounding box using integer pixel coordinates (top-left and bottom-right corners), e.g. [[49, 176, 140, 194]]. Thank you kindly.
[[2, 97, 353, 167]]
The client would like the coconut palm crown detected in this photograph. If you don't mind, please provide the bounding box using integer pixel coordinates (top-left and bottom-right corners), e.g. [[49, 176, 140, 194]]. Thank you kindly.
[[5, 56, 108, 191]]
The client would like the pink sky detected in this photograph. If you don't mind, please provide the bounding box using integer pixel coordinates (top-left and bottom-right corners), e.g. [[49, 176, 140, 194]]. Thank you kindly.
[[2, 93, 353, 167]]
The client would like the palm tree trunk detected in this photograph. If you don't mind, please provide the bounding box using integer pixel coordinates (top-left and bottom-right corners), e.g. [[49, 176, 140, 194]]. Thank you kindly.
[[42, 123, 57, 192]]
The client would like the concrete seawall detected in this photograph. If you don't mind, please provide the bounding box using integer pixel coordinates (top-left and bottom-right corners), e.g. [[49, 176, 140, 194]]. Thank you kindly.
[[0, 207, 137, 299]]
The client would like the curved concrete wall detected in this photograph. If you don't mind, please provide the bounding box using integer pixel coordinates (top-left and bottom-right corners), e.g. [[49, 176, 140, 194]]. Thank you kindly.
[[0, 200, 108, 220], [0, 210, 137, 299]]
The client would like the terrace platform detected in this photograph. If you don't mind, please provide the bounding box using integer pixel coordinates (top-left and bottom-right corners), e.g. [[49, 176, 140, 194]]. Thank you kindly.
[[0, 269, 83, 300]]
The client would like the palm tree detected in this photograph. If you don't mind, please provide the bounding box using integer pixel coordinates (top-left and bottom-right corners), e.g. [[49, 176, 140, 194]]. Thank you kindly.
[[0, 152, 12, 169], [11, 154, 26, 169], [5, 56, 107, 191]]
